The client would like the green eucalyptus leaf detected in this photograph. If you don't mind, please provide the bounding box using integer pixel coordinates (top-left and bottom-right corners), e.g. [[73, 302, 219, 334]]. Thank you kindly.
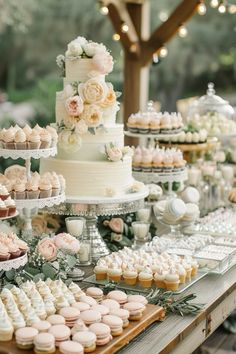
[[5, 270, 16, 281], [66, 255, 77, 268], [42, 263, 58, 279], [33, 273, 45, 283]]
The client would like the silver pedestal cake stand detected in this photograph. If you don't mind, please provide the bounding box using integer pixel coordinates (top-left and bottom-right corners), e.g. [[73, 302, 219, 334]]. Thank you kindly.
[[47, 188, 148, 262]]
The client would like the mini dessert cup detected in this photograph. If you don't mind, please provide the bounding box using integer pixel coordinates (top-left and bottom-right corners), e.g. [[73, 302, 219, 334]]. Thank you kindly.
[[154, 275, 166, 289], [138, 271, 153, 288], [164, 280, 180, 291], [123, 270, 138, 285]]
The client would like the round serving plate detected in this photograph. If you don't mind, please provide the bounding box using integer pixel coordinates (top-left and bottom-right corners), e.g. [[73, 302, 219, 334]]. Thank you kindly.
[[0, 211, 19, 221], [0, 146, 57, 160], [15, 193, 65, 210], [124, 130, 183, 139], [0, 253, 28, 272]]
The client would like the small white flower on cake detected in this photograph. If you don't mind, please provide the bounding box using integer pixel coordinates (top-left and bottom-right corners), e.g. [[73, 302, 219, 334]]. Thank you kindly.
[[80, 104, 102, 128], [105, 142, 123, 162], [83, 41, 106, 57], [75, 119, 88, 135], [65, 95, 84, 117], [78, 78, 108, 104], [74, 36, 87, 46], [130, 181, 145, 193], [105, 187, 117, 197], [66, 40, 83, 57], [56, 54, 65, 68], [58, 130, 82, 152]]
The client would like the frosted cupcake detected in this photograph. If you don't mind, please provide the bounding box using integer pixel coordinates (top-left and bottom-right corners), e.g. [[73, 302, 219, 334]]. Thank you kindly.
[[154, 270, 166, 289], [149, 116, 160, 134], [107, 267, 122, 283], [0, 200, 8, 217], [0, 185, 10, 200], [4, 197, 16, 216], [164, 270, 180, 291], [160, 113, 171, 133], [40, 130, 52, 149], [39, 179, 52, 198], [3, 128, 15, 149], [141, 149, 152, 172], [51, 175, 61, 197], [15, 129, 27, 150], [28, 130, 41, 150], [0, 244, 10, 261], [132, 147, 142, 171], [26, 179, 40, 199], [123, 269, 138, 285], [139, 114, 150, 134], [94, 265, 108, 280], [163, 153, 174, 171], [23, 124, 32, 138], [138, 271, 153, 288], [13, 181, 26, 200], [176, 264, 186, 284], [127, 114, 138, 133], [152, 151, 163, 172]]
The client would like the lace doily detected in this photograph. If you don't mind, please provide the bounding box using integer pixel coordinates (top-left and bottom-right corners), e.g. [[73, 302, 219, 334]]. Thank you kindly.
[[0, 147, 57, 160], [133, 169, 188, 184], [15, 193, 65, 210], [0, 253, 28, 272]]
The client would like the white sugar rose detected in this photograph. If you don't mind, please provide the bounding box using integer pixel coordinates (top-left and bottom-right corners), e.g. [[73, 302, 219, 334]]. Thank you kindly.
[[63, 84, 75, 99], [75, 36, 87, 46], [106, 144, 123, 162], [130, 181, 145, 193], [65, 95, 84, 116], [66, 40, 83, 57], [78, 78, 108, 104], [58, 130, 82, 152], [80, 104, 103, 127], [83, 41, 106, 57], [75, 119, 88, 135], [99, 86, 116, 108]]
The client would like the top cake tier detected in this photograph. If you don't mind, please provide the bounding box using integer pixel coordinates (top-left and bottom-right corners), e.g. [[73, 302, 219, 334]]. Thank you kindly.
[[65, 58, 105, 84]]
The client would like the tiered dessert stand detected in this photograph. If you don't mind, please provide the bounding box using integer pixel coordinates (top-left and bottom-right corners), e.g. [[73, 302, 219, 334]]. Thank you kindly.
[[125, 130, 188, 196], [48, 189, 148, 262], [0, 147, 65, 234]]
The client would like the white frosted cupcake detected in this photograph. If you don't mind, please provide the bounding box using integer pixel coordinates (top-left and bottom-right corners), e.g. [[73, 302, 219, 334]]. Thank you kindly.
[[28, 130, 41, 149], [13, 181, 26, 199], [39, 179, 52, 198], [26, 179, 40, 199], [15, 129, 27, 150], [40, 130, 52, 149]]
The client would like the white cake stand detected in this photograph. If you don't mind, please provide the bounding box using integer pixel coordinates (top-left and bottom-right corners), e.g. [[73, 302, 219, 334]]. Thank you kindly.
[[47, 188, 149, 261]]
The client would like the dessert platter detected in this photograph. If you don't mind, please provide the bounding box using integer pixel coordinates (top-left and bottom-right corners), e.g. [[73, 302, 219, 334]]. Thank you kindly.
[[0, 278, 164, 354]]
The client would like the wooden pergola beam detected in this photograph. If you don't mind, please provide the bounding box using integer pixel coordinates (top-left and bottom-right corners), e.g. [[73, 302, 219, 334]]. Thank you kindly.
[[142, 0, 200, 65]]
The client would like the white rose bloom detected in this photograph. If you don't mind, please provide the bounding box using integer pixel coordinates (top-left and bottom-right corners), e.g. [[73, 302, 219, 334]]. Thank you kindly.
[[75, 119, 88, 135], [83, 42, 106, 57], [63, 84, 75, 99], [58, 130, 82, 152], [75, 36, 87, 46], [67, 40, 83, 57]]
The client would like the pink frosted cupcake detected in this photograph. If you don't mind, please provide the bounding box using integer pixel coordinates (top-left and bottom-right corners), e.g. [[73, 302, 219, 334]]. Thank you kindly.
[[3, 128, 15, 149], [152, 151, 163, 172], [0, 244, 10, 261], [26, 179, 40, 199], [13, 181, 26, 199], [150, 115, 161, 134], [162, 153, 174, 171], [16, 239, 28, 256], [132, 147, 142, 172], [15, 129, 27, 150], [51, 175, 60, 197], [139, 114, 150, 134], [160, 113, 172, 133], [127, 114, 138, 133], [39, 179, 52, 198], [8, 244, 21, 259], [4, 197, 16, 216], [40, 130, 52, 149], [28, 130, 41, 149], [141, 149, 153, 172], [0, 200, 8, 217]]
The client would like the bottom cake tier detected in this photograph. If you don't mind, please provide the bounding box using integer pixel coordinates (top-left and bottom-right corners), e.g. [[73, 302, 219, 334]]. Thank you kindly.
[[40, 156, 134, 198]]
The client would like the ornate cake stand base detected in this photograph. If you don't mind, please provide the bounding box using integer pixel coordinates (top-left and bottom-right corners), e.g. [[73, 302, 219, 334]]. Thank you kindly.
[[45, 189, 149, 262]]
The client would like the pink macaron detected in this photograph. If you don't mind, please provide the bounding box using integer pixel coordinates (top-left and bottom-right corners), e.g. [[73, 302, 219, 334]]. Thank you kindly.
[[101, 299, 120, 311], [89, 323, 111, 346], [15, 327, 39, 350], [110, 308, 130, 328], [48, 324, 71, 346], [47, 314, 65, 325], [72, 302, 90, 312], [127, 294, 148, 305], [123, 302, 145, 320], [59, 340, 84, 354], [73, 330, 97, 352], [59, 307, 80, 327], [80, 310, 102, 326], [102, 315, 123, 336], [86, 287, 103, 302], [91, 304, 109, 316], [107, 290, 128, 305], [34, 332, 55, 353], [71, 319, 89, 336], [79, 295, 97, 307], [32, 320, 51, 333]]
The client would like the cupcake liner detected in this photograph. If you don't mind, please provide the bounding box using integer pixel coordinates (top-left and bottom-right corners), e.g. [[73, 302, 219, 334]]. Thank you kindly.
[[0, 194, 10, 201], [15, 191, 26, 200], [40, 189, 52, 199], [0, 208, 9, 217], [40, 141, 50, 149], [5, 142, 15, 149], [51, 188, 60, 197], [8, 206, 16, 216], [26, 190, 40, 199], [28, 141, 41, 150], [123, 277, 137, 285], [15, 142, 27, 150], [95, 273, 107, 281]]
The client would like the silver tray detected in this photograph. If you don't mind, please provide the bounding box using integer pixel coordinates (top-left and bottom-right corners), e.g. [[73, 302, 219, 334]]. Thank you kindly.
[[83, 272, 207, 295]]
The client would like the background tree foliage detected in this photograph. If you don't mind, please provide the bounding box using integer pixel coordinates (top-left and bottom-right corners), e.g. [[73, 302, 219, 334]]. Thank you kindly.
[[0, 0, 235, 122]]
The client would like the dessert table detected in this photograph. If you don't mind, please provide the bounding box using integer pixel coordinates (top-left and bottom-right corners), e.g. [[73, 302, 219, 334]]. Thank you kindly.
[[80, 264, 236, 354]]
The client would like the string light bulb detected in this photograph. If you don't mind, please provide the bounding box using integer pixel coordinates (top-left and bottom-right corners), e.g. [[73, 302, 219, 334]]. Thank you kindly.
[[198, 2, 207, 15], [130, 43, 138, 53], [153, 53, 159, 64], [159, 46, 168, 58], [159, 11, 168, 22], [218, 2, 226, 13], [112, 33, 120, 41], [178, 25, 188, 38], [121, 23, 129, 33], [100, 5, 109, 15], [210, 0, 219, 7]]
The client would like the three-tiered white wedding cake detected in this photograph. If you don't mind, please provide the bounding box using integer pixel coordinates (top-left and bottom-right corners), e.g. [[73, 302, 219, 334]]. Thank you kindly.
[[41, 37, 144, 199]]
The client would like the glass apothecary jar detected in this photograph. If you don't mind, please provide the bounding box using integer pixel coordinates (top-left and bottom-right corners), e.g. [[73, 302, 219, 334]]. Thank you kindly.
[[187, 83, 235, 137]]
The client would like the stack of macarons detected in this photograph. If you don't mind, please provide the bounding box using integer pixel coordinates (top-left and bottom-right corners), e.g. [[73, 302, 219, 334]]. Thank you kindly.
[[162, 198, 187, 224]]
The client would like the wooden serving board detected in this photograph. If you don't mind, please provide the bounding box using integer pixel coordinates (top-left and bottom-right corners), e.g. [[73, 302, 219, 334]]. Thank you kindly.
[[0, 304, 165, 354]]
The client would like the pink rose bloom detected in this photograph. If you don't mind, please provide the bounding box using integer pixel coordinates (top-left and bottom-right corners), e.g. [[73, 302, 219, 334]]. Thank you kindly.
[[109, 218, 124, 234], [92, 51, 114, 75], [54, 232, 80, 254], [37, 238, 57, 261], [65, 95, 84, 116]]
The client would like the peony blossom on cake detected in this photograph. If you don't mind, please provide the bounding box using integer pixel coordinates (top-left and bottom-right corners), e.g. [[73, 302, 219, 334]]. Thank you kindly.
[[65, 95, 84, 116], [78, 78, 108, 104], [58, 130, 82, 152], [37, 238, 57, 261], [54, 233, 80, 255], [99, 86, 116, 108], [75, 119, 88, 135], [80, 104, 103, 127], [83, 41, 107, 57], [93, 51, 114, 75], [105, 142, 123, 162]]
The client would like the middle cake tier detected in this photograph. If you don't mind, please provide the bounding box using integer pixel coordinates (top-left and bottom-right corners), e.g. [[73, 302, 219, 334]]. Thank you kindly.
[[40, 156, 134, 198]]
